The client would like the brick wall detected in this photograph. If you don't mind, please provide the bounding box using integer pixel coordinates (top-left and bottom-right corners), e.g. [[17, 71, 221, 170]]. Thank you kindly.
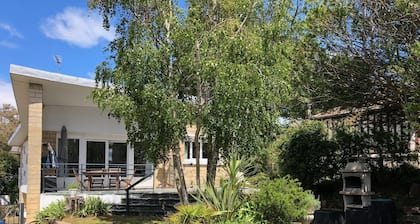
[[25, 83, 43, 223]]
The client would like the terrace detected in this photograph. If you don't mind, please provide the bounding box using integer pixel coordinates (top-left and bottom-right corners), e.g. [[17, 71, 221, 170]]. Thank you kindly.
[[40, 163, 154, 193]]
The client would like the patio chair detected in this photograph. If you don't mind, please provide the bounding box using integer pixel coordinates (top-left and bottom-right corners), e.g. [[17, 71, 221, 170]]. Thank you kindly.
[[108, 168, 121, 189], [89, 169, 105, 190], [72, 168, 87, 190], [120, 175, 134, 189]]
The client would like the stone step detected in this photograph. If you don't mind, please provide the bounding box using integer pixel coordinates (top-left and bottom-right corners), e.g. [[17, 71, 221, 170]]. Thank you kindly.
[[109, 192, 195, 216]]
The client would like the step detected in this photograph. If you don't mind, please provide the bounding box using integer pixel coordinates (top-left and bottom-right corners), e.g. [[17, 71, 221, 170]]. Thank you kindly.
[[108, 192, 196, 216]]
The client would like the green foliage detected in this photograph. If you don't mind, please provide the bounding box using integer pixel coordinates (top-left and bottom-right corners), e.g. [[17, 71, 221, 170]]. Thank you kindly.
[[302, 0, 420, 115], [77, 197, 110, 217], [89, 0, 304, 186], [0, 104, 19, 152], [277, 121, 339, 189], [246, 173, 270, 188], [0, 104, 19, 202], [222, 201, 265, 224], [66, 183, 79, 190], [194, 154, 252, 222], [252, 176, 319, 224], [274, 118, 414, 193], [372, 163, 420, 196], [34, 200, 66, 224], [0, 150, 19, 202], [166, 203, 220, 224]]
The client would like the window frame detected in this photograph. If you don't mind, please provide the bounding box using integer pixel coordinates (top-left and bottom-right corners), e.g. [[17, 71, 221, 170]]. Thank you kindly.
[[184, 136, 208, 165]]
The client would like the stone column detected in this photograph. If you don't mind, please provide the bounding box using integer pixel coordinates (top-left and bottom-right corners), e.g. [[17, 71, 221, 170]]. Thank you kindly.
[[25, 83, 43, 223]]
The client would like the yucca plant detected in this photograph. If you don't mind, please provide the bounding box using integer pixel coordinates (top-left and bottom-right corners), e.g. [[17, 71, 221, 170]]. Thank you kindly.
[[193, 153, 252, 222]]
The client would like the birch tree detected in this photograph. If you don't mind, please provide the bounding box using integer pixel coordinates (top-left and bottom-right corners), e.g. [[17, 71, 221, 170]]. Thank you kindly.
[[90, 0, 301, 201]]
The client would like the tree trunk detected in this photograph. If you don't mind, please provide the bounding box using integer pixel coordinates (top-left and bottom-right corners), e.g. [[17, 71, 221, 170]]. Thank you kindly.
[[172, 142, 189, 204], [194, 124, 201, 187], [194, 39, 203, 187], [206, 134, 218, 185]]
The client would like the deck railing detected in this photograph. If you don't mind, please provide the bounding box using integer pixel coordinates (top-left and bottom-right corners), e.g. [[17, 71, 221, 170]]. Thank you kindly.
[[40, 163, 153, 192], [125, 171, 154, 215]]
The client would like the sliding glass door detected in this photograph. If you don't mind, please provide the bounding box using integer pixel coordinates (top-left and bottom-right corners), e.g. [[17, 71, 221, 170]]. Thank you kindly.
[[86, 141, 105, 170], [109, 142, 127, 170]]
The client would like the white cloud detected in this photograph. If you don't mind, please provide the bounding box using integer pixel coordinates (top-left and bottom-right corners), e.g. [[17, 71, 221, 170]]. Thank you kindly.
[[41, 7, 115, 48], [0, 23, 23, 39], [87, 72, 96, 79], [0, 40, 18, 48], [0, 79, 16, 108]]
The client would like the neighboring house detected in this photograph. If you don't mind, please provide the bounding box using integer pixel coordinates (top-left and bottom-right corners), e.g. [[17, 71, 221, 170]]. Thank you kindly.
[[7, 65, 222, 223], [311, 105, 419, 164]]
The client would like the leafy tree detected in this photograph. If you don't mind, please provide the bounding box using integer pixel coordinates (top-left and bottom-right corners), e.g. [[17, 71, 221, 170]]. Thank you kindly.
[[299, 0, 419, 116], [0, 104, 19, 151], [0, 104, 19, 202], [90, 0, 191, 203], [89, 0, 304, 201], [0, 150, 19, 202]]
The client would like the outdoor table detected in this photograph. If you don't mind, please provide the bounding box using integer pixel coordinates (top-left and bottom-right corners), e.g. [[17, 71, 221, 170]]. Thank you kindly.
[[82, 169, 123, 190]]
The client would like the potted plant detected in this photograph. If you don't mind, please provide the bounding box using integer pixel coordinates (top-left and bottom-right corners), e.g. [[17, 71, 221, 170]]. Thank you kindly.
[[67, 183, 80, 197]]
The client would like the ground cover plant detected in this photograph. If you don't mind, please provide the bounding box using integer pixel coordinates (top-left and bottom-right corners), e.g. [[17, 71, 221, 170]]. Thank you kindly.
[[77, 196, 111, 217], [34, 196, 110, 223], [61, 215, 162, 224], [34, 200, 66, 224]]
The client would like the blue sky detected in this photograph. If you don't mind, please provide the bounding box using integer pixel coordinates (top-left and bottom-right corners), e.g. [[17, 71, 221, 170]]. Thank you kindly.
[[0, 1, 117, 107]]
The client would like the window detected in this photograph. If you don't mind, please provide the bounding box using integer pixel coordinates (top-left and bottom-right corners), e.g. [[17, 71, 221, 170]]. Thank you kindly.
[[184, 137, 208, 164], [67, 139, 80, 164], [86, 141, 105, 170], [57, 138, 79, 164], [109, 142, 127, 165]]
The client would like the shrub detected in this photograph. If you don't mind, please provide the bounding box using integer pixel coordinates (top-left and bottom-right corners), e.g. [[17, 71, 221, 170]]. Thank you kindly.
[[35, 200, 66, 224], [0, 151, 19, 202], [252, 176, 319, 224], [277, 121, 340, 190], [77, 197, 110, 217], [166, 203, 220, 224], [222, 201, 264, 224]]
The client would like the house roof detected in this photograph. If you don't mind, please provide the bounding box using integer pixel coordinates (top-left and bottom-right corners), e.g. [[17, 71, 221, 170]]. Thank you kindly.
[[8, 65, 98, 146], [311, 105, 384, 120]]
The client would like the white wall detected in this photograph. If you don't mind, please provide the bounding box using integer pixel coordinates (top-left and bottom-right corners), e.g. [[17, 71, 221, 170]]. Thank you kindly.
[[43, 105, 126, 136], [40, 193, 124, 209]]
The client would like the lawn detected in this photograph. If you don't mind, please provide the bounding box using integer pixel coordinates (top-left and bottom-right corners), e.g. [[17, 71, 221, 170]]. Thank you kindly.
[[59, 215, 164, 224]]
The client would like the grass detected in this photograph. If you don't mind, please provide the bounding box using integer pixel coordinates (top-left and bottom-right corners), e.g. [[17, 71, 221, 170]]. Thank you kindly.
[[60, 215, 163, 224]]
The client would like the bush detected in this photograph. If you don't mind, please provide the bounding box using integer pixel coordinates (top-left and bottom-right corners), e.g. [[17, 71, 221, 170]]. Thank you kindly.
[[277, 121, 340, 190], [35, 200, 66, 224], [77, 197, 110, 217], [166, 203, 220, 224], [0, 151, 19, 202], [252, 176, 319, 224], [222, 201, 264, 224]]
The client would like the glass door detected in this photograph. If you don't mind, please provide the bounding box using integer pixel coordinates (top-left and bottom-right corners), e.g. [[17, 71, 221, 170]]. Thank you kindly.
[[109, 142, 127, 170], [86, 141, 105, 170]]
